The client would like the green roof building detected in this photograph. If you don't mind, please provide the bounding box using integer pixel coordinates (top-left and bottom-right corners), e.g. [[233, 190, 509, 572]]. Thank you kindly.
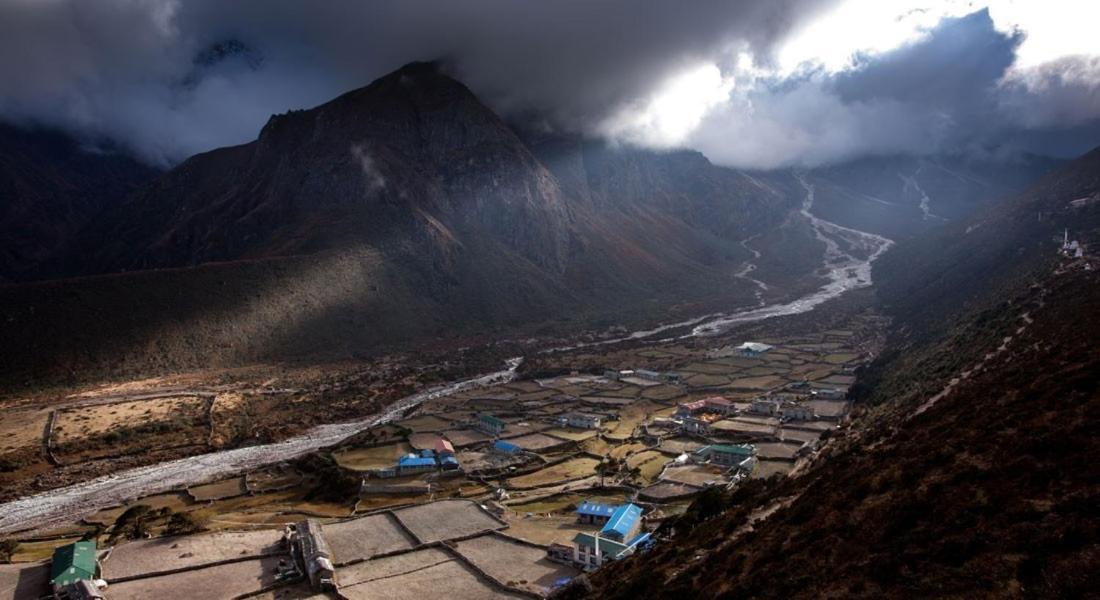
[[50, 541, 98, 588], [475, 413, 505, 436]]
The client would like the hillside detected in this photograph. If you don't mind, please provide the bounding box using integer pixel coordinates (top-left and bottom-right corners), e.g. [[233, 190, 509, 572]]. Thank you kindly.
[[802, 154, 1060, 241], [566, 147, 1100, 598], [0, 123, 158, 282], [0, 63, 802, 390]]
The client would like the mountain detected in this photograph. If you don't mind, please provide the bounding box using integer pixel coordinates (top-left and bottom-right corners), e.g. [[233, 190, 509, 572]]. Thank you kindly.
[[0, 62, 1068, 391], [802, 153, 1061, 240], [565, 147, 1100, 599], [0, 123, 159, 282], [0, 63, 800, 390]]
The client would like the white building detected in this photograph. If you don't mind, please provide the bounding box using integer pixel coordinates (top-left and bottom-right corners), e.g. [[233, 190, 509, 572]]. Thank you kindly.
[[736, 342, 774, 357], [558, 412, 602, 429], [780, 401, 815, 421], [749, 398, 781, 416]]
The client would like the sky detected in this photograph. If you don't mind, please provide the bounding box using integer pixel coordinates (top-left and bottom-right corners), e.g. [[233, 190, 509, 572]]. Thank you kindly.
[[1, 0, 1098, 169]]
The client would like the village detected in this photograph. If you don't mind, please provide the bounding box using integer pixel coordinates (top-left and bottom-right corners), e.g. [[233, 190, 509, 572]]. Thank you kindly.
[[0, 310, 879, 600]]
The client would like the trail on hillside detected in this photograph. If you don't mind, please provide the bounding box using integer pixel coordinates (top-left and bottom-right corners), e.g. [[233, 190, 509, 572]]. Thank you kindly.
[[0, 358, 522, 535]]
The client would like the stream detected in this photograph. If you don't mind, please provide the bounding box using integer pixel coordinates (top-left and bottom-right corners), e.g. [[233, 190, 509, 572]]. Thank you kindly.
[[0, 359, 522, 535], [0, 176, 895, 535]]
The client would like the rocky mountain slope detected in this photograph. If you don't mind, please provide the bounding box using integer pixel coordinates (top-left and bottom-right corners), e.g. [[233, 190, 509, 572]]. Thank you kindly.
[[802, 153, 1060, 241], [0, 62, 1066, 391], [0, 63, 799, 390], [0, 123, 158, 282], [566, 147, 1100, 599]]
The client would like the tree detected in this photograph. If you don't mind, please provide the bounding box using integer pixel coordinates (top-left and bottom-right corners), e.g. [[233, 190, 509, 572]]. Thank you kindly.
[[0, 539, 18, 563], [164, 511, 204, 536]]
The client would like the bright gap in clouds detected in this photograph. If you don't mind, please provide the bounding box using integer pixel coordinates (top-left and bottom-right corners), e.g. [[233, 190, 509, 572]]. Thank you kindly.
[[779, 0, 1100, 75], [602, 0, 1100, 167], [599, 63, 734, 148]]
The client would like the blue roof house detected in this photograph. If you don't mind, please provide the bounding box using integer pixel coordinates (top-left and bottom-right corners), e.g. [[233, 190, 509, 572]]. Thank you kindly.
[[492, 440, 521, 454], [600, 503, 643, 542], [575, 500, 616, 525], [397, 454, 438, 474]]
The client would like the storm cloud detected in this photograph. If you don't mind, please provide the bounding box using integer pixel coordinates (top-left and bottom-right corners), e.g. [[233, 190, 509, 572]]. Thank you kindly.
[[1, 1, 1099, 169]]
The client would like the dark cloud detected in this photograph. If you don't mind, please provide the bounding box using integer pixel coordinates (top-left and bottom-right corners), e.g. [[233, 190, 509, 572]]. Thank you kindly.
[[688, 9, 1100, 169], [0, 0, 835, 166], [0, 2, 1097, 168]]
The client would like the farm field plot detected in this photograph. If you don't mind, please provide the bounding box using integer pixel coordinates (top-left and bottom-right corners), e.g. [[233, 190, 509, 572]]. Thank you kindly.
[[325, 513, 415, 563], [731, 415, 780, 427], [85, 492, 192, 526], [340, 553, 523, 600], [408, 432, 443, 450], [754, 442, 802, 460], [187, 477, 247, 501], [506, 433, 568, 451], [639, 385, 687, 401], [501, 421, 551, 437], [333, 442, 414, 471], [608, 443, 646, 460], [823, 353, 860, 364], [626, 451, 667, 483], [0, 408, 49, 452], [711, 420, 776, 435], [807, 400, 849, 418], [499, 513, 597, 547], [680, 362, 742, 375], [639, 481, 702, 501], [661, 465, 727, 487], [780, 428, 823, 444], [396, 415, 453, 432], [107, 556, 284, 599], [453, 450, 524, 473], [440, 428, 492, 447], [683, 373, 730, 387], [0, 562, 49, 600], [543, 428, 597, 442], [752, 460, 794, 479], [53, 397, 206, 444], [507, 458, 600, 489], [578, 396, 634, 407], [657, 438, 705, 455], [604, 402, 658, 440], [246, 466, 302, 492], [103, 529, 285, 580], [726, 375, 785, 390], [453, 534, 578, 595], [393, 500, 504, 544], [338, 547, 452, 589]]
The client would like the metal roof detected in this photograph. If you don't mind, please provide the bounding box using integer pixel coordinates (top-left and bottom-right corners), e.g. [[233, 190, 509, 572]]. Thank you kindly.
[[600, 503, 642, 539], [705, 444, 756, 456], [575, 500, 616, 518], [50, 541, 97, 587], [737, 342, 774, 352], [398, 455, 437, 467], [572, 533, 629, 556], [493, 440, 520, 453], [479, 414, 504, 427]]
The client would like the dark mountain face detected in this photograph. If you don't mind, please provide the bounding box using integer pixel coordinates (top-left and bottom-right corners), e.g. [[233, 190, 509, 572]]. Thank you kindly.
[[568, 146, 1100, 600], [803, 153, 1062, 240], [0, 123, 159, 281], [0, 61, 1072, 389], [0, 63, 800, 388]]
